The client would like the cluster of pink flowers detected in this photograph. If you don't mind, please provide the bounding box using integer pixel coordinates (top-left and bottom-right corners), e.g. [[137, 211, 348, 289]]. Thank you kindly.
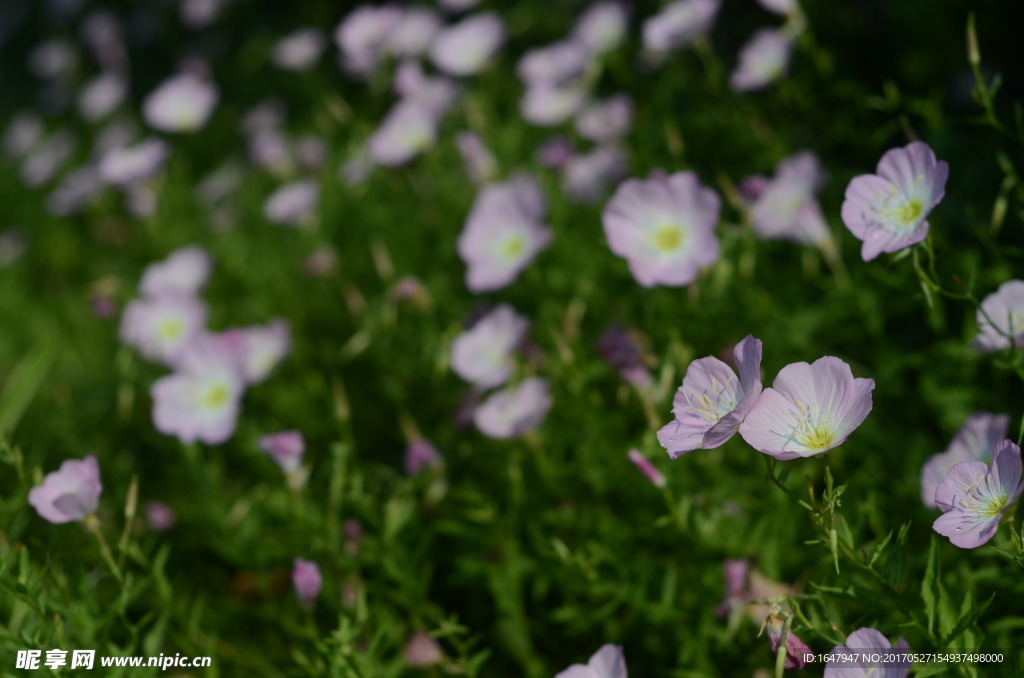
[[120, 246, 290, 445], [659, 335, 875, 460]]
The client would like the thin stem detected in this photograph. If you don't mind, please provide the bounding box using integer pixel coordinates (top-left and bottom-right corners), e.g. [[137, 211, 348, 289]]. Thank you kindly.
[[84, 515, 123, 582]]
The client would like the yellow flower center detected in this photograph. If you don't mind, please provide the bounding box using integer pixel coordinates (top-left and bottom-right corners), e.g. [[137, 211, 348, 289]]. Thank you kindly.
[[652, 223, 684, 253], [895, 199, 923, 225], [798, 424, 836, 451], [502, 235, 526, 259], [201, 383, 230, 409], [158, 318, 183, 340]]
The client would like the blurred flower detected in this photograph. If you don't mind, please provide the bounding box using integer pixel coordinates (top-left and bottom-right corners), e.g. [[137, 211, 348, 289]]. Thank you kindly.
[[385, 7, 442, 58], [748, 150, 831, 248], [80, 11, 125, 69], [729, 29, 793, 92], [367, 99, 442, 167], [90, 294, 118, 319], [575, 94, 633, 143], [78, 71, 127, 122], [228, 319, 291, 385], [740, 356, 874, 459], [763, 608, 810, 669], [264, 179, 319, 227], [658, 335, 763, 457], [455, 131, 497, 184], [248, 129, 293, 173], [451, 304, 529, 388], [824, 628, 910, 678], [517, 40, 591, 87], [143, 73, 219, 134], [521, 85, 589, 126], [438, 0, 480, 11], [714, 558, 749, 618], [47, 166, 103, 216], [595, 324, 651, 386], [180, 0, 227, 30], [241, 98, 287, 136], [973, 280, 1024, 352], [474, 377, 552, 439], [572, 2, 629, 55], [196, 161, 245, 205], [643, 0, 720, 54], [340, 156, 373, 186], [933, 439, 1024, 549], [151, 334, 247, 445], [145, 501, 176, 531], [457, 174, 552, 292], [98, 138, 168, 187], [601, 171, 721, 287], [841, 142, 949, 261], [271, 28, 326, 71], [920, 412, 1008, 508], [391, 276, 432, 309], [429, 12, 505, 76], [126, 185, 157, 218], [536, 135, 575, 169], [292, 558, 322, 606], [21, 129, 77, 187], [563, 145, 628, 204], [259, 431, 306, 474], [28, 455, 102, 524], [2, 112, 43, 158], [0, 229, 29, 267], [405, 438, 443, 476], [120, 294, 208, 365], [334, 5, 402, 76], [628, 449, 666, 488], [28, 39, 77, 80], [140, 245, 213, 298], [554, 644, 627, 678], [403, 632, 444, 667]]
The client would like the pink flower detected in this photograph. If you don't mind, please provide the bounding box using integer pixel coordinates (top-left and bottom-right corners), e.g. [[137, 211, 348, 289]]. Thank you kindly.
[[748, 151, 831, 247], [628, 449, 666, 488], [739, 356, 874, 460], [520, 85, 589, 126], [729, 29, 793, 92], [120, 294, 208, 366], [643, 0, 720, 54], [933, 440, 1024, 549], [555, 644, 627, 678], [764, 609, 810, 669], [264, 180, 319, 227], [334, 5, 402, 77], [151, 335, 247, 445], [920, 412, 1008, 508], [562, 145, 628, 204], [972, 280, 1024, 352], [474, 377, 552, 439], [292, 558, 322, 606], [602, 171, 721, 287], [658, 335, 763, 457], [841, 142, 949, 261], [572, 2, 629, 55], [384, 8, 442, 58], [517, 40, 591, 87], [367, 99, 443, 167], [260, 431, 306, 473], [271, 28, 326, 71], [536, 136, 575, 169], [429, 12, 505, 76], [451, 304, 529, 388], [78, 71, 127, 122], [139, 246, 213, 298], [98, 138, 168, 187], [145, 501, 176, 531], [405, 439, 443, 475], [575, 94, 633, 143], [457, 174, 552, 292], [824, 628, 910, 678], [403, 632, 444, 667], [28, 455, 102, 524], [143, 73, 218, 133]]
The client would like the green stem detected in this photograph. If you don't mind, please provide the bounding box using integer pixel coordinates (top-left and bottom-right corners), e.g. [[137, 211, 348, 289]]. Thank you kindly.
[[84, 515, 123, 582]]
